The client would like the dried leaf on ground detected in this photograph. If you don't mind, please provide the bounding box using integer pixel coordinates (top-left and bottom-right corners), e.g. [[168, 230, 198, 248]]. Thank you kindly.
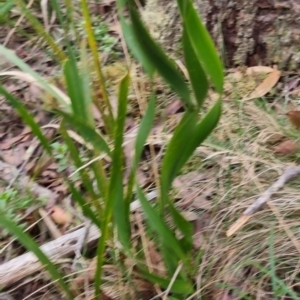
[[263, 133, 285, 145], [0, 127, 31, 150], [243, 69, 281, 100], [165, 99, 183, 115], [272, 140, 298, 155], [1, 146, 26, 166], [49, 205, 71, 225], [246, 66, 275, 75], [174, 171, 214, 210], [286, 110, 300, 129], [181, 210, 199, 221]]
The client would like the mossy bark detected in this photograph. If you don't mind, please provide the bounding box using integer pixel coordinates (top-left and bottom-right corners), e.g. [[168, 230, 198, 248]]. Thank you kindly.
[[143, 0, 300, 69]]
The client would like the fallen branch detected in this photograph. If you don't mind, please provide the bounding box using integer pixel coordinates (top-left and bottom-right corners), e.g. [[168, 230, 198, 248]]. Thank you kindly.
[[0, 225, 100, 289], [0, 190, 157, 289], [227, 165, 300, 237]]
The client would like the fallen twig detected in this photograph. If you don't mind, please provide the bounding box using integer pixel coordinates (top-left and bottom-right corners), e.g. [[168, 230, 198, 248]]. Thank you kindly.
[[0, 189, 157, 289], [227, 165, 300, 237], [0, 225, 100, 289]]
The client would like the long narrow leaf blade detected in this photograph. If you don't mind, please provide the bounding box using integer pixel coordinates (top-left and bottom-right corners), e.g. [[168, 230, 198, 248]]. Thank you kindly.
[[182, 28, 208, 107], [168, 202, 193, 252], [59, 111, 111, 156], [136, 185, 185, 260], [120, 17, 154, 76], [0, 217, 72, 299], [59, 122, 102, 212], [134, 92, 156, 168], [63, 48, 88, 123], [126, 92, 156, 208], [112, 73, 131, 249], [94, 73, 130, 297], [139, 266, 194, 294], [177, 0, 224, 93], [180, 99, 221, 167], [128, 7, 192, 107], [68, 182, 101, 228], [162, 100, 221, 194], [161, 110, 198, 194]]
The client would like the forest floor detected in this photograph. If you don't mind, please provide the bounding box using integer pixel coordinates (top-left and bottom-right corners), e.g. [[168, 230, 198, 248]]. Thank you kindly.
[[1, 1, 300, 300]]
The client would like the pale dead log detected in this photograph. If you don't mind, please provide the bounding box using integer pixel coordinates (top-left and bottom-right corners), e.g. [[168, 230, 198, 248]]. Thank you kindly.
[[0, 225, 100, 289], [0, 189, 157, 289], [227, 165, 300, 237]]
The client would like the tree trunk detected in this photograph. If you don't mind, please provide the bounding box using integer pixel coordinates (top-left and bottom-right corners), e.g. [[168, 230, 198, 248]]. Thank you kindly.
[[142, 0, 300, 69]]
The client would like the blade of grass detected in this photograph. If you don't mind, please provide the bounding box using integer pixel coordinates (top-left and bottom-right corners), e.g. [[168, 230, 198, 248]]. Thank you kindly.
[[269, 227, 278, 300], [63, 46, 90, 123], [161, 99, 221, 203], [94, 73, 130, 298], [136, 186, 186, 261], [177, 0, 224, 93], [0, 1, 14, 22], [243, 260, 299, 300], [91, 160, 109, 202], [119, 16, 155, 76], [59, 122, 103, 216], [80, 0, 114, 135], [68, 181, 101, 228], [167, 202, 193, 253], [0, 216, 72, 299], [14, 0, 65, 62], [79, 39, 94, 127], [182, 27, 208, 107], [160, 110, 198, 205], [138, 266, 194, 294], [112, 73, 131, 249], [126, 92, 156, 206], [59, 111, 111, 156], [128, 7, 193, 108], [0, 84, 52, 154]]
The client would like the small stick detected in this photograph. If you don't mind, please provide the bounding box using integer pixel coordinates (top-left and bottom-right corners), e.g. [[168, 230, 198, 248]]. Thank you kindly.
[[227, 165, 300, 237]]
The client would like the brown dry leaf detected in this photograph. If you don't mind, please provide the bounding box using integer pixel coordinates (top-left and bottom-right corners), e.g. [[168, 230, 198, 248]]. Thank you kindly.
[[286, 110, 300, 129], [272, 140, 298, 155], [165, 99, 183, 115], [243, 69, 281, 100], [1, 146, 26, 166], [214, 290, 235, 300], [49, 206, 71, 225], [181, 210, 199, 221], [0, 127, 31, 150], [109, 23, 121, 33], [264, 133, 285, 145], [174, 171, 214, 211], [192, 195, 213, 210], [179, 190, 212, 210], [246, 66, 275, 75]]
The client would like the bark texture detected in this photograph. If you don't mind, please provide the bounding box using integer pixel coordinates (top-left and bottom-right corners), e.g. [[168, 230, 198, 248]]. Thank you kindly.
[[142, 0, 300, 69]]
